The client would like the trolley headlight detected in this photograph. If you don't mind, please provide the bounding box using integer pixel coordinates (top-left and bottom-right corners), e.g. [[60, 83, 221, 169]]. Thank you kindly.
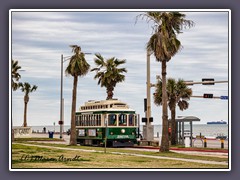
[[121, 129, 125, 134], [110, 132, 113, 135]]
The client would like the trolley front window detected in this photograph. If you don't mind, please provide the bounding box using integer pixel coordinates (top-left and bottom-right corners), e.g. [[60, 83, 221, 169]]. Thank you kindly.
[[108, 114, 117, 126], [119, 114, 127, 126], [129, 114, 135, 126]]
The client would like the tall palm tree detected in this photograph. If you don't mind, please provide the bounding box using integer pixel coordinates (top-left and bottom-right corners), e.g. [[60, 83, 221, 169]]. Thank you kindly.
[[91, 53, 127, 100], [66, 45, 90, 145], [11, 59, 22, 141], [12, 59, 21, 91], [138, 12, 194, 152], [19, 82, 37, 127], [154, 78, 192, 145]]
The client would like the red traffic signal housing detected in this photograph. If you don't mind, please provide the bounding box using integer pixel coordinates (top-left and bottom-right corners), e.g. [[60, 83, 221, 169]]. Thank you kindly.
[[58, 120, 64, 125], [203, 93, 213, 98]]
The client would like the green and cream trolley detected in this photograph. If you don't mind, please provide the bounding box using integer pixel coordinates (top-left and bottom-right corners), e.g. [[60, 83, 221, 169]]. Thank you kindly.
[[75, 99, 139, 147]]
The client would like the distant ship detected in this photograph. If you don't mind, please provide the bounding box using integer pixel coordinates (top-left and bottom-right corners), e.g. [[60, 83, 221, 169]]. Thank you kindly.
[[207, 120, 227, 124]]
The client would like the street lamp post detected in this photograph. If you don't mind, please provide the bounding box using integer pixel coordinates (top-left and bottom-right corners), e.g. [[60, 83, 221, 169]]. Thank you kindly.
[[59, 50, 93, 139], [59, 54, 64, 139]]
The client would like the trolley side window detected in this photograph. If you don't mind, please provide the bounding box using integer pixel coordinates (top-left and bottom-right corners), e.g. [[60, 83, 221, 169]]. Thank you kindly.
[[97, 114, 101, 126], [108, 114, 117, 126], [80, 115, 84, 126], [75, 115, 78, 125], [78, 129, 85, 136]]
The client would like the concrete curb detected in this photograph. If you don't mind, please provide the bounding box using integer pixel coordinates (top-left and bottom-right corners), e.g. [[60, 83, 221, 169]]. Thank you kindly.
[[133, 146, 228, 153]]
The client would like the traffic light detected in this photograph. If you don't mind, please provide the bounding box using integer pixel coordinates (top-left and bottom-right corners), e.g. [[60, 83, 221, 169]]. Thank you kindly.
[[203, 93, 213, 98], [202, 78, 215, 85], [142, 117, 153, 122], [144, 98, 147, 112]]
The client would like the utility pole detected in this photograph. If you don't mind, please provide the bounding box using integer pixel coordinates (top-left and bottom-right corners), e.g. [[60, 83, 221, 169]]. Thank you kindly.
[[59, 48, 93, 140], [59, 54, 63, 139], [146, 49, 151, 125], [143, 49, 154, 141]]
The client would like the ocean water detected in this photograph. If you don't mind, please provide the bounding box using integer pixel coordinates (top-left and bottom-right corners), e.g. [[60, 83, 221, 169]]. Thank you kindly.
[[150, 124, 228, 138], [27, 124, 228, 138]]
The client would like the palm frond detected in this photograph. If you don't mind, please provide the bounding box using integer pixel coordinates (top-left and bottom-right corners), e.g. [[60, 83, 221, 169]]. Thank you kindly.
[[65, 49, 90, 77], [12, 59, 22, 91], [91, 53, 127, 99], [139, 11, 194, 63]]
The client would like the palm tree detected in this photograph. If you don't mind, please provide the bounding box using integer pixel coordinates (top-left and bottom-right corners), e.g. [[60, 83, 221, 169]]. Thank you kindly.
[[11, 59, 22, 141], [91, 53, 127, 100], [154, 78, 192, 145], [19, 82, 37, 127], [138, 12, 194, 152], [12, 59, 21, 91], [66, 45, 90, 145]]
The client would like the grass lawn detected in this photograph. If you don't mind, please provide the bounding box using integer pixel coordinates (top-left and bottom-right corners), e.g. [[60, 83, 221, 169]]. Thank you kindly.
[[11, 142, 229, 169], [14, 139, 228, 162]]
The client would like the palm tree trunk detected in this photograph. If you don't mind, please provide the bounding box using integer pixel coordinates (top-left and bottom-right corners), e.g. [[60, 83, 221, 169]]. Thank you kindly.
[[12, 119, 14, 142], [171, 107, 177, 145], [23, 101, 28, 127], [12, 129, 14, 142], [70, 75, 78, 145], [160, 60, 169, 152], [106, 87, 114, 100]]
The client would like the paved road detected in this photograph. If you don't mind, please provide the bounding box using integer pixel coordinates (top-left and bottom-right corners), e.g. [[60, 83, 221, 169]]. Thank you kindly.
[[30, 133, 228, 149], [192, 138, 228, 149], [155, 137, 228, 149], [30, 133, 70, 144]]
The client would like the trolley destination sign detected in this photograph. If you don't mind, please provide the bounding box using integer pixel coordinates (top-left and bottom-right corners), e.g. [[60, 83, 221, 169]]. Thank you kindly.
[[117, 135, 130, 139]]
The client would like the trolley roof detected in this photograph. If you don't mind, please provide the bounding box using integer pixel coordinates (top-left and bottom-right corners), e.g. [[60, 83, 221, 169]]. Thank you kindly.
[[78, 99, 135, 113]]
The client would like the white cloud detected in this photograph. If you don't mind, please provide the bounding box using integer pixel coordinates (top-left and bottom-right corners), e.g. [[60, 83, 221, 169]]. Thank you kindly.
[[11, 10, 229, 126]]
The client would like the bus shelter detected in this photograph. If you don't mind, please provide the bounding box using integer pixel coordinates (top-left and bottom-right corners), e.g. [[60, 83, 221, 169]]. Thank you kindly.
[[175, 116, 200, 147]]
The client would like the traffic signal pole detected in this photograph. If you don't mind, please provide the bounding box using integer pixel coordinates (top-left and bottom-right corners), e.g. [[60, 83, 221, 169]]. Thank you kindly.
[[185, 80, 228, 85], [143, 49, 154, 141], [146, 50, 151, 126], [185, 80, 228, 99], [191, 95, 221, 99]]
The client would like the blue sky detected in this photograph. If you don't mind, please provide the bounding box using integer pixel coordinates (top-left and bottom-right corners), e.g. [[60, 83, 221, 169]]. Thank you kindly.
[[11, 10, 230, 126]]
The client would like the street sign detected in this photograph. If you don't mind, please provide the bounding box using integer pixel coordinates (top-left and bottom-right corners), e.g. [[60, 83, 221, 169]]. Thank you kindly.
[[220, 96, 228, 100], [202, 78, 215, 85]]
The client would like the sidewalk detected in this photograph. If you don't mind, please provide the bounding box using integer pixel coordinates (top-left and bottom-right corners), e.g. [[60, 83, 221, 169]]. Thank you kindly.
[[134, 146, 228, 153], [27, 133, 228, 158]]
